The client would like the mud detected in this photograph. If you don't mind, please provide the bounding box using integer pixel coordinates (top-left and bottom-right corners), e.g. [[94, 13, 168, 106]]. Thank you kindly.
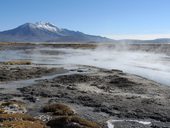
[[0, 66, 67, 82]]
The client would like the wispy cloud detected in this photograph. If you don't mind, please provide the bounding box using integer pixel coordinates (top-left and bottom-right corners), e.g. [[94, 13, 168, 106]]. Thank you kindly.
[[104, 34, 170, 40]]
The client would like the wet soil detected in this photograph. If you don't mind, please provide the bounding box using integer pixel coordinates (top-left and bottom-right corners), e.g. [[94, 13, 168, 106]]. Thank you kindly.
[[0, 66, 67, 82], [14, 67, 170, 128]]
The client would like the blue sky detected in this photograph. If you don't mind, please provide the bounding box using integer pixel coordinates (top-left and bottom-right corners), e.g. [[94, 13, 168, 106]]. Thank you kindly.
[[1, 0, 170, 39]]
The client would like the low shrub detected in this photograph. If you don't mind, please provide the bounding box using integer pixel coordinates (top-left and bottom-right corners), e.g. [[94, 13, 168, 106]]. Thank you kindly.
[[42, 103, 75, 116], [47, 116, 101, 128]]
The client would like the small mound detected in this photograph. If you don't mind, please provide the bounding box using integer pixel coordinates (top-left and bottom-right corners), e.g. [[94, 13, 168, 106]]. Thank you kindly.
[[55, 74, 92, 84], [47, 116, 101, 128], [42, 103, 75, 116], [108, 76, 136, 88]]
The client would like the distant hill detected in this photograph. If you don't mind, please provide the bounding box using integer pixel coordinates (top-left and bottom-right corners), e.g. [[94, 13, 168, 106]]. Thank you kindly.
[[118, 38, 170, 44], [0, 22, 113, 43], [0, 22, 170, 43]]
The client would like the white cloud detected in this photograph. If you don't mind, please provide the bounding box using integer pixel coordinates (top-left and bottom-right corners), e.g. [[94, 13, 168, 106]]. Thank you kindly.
[[104, 34, 170, 40]]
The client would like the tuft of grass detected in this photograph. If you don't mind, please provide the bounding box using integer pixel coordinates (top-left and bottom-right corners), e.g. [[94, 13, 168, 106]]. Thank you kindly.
[[42, 103, 75, 116], [2, 60, 32, 65], [0, 109, 5, 114], [47, 116, 101, 128]]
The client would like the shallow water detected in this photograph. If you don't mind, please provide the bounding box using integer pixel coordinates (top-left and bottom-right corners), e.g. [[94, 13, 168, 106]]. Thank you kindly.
[[107, 119, 152, 128], [0, 46, 170, 86]]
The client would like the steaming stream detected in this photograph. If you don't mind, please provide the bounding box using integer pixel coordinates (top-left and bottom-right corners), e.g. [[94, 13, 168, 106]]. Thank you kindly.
[[1, 46, 170, 86], [31, 47, 170, 86]]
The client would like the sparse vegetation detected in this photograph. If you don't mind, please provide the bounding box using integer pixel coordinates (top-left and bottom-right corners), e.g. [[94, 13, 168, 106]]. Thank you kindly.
[[0, 113, 46, 128], [44, 104, 101, 128], [0, 103, 101, 128]]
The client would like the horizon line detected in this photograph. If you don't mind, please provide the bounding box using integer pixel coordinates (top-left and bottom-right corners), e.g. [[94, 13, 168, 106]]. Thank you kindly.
[[104, 34, 170, 40]]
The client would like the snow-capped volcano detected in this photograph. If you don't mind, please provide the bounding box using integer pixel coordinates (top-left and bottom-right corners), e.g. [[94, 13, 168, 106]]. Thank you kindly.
[[0, 22, 112, 42], [33, 22, 60, 32]]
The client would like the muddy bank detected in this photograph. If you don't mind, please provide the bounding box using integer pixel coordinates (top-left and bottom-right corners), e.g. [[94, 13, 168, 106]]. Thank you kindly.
[[0, 66, 67, 82], [16, 68, 170, 128]]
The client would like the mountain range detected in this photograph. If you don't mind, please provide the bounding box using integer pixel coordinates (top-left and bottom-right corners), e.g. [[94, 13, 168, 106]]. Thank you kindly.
[[0, 22, 170, 43], [0, 22, 112, 43]]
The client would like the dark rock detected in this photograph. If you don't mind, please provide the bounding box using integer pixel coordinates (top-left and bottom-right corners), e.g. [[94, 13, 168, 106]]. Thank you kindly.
[[23, 96, 38, 102]]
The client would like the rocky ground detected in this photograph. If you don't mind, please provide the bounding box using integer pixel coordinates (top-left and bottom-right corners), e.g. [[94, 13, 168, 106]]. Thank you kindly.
[[0, 43, 170, 128], [17, 68, 170, 128], [0, 64, 170, 128]]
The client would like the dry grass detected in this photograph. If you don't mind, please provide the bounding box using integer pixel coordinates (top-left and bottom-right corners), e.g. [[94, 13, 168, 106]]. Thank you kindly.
[[42, 103, 75, 116], [0, 109, 5, 114], [0, 113, 35, 121], [47, 116, 101, 128], [0, 113, 47, 128], [1, 120, 46, 128], [2, 60, 32, 65]]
